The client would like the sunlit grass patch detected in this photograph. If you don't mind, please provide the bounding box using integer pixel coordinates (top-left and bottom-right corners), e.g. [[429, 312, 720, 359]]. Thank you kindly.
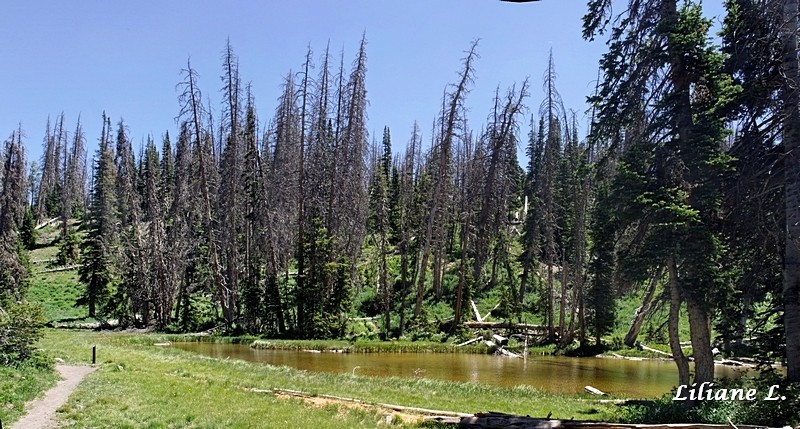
[[0, 359, 59, 426], [39, 330, 617, 428], [27, 269, 87, 322]]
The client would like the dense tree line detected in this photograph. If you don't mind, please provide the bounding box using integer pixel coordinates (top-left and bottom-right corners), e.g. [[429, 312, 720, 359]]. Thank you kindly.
[[1, 0, 799, 395], [583, 0, 800, 387]]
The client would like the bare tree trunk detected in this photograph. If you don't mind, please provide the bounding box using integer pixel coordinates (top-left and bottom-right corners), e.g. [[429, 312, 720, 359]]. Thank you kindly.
[[687, 299, 715, 384], [783, 0, 800, 382], [179, 60, 229, 326], [295, 50, 310, 332], [624, 267, 662, 347], [668, 258, 690, 387], [559, 251, 567, 341], [662, 0, 714, 386], [413, 41, 478, 318], [433, 246, 443, 301], [454, 217, 469, 326]]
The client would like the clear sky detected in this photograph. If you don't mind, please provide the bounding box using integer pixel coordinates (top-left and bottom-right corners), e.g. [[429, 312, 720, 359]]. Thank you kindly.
[[1, 1, 725, 164]]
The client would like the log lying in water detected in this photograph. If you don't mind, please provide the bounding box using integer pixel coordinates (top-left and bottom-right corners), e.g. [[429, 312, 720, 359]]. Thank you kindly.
[[483, 340, 521, 358], [584, 385, 606, 396]]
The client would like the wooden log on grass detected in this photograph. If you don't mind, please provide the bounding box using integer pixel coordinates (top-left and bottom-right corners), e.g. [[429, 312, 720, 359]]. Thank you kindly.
[[463, 321, 553, 333], [264, 388, 471, 417], [491, 334, 508, 346], [448, 414, 788, 429], [456, 337, 483, 347], [39, 264, 84, 273], [35, 217, 59, 229], [638, 344, 671, 356]]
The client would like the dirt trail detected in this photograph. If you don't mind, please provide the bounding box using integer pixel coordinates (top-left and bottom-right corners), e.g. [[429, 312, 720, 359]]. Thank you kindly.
[[9, 365, 96, 429]]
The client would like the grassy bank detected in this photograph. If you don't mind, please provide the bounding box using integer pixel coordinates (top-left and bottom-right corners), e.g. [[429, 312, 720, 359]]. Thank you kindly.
[[36, 329, 616, 428], [0, 358, 60, 426], [250, 339, 488, 354]]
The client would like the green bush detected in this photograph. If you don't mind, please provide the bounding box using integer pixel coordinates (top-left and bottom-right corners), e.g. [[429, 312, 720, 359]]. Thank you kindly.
[[619, 373, 800, 427], [0, 301, 46, 365]]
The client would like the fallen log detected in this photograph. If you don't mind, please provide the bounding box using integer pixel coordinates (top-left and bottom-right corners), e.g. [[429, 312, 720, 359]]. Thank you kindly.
[[39, 264, 83, 273], [35, 217, 59, 230], [438, 412, 789, 429], [639, 344, 671, 357], [263, 388, 472, 417], [483, 340, 521, 358], [457, 337, 483, 347], [464, 322, 553, 332], [492, 334, 509, 346], [584, 385, 606, 396], [498, 348, 521, 358], [716, 359, 753, 367]]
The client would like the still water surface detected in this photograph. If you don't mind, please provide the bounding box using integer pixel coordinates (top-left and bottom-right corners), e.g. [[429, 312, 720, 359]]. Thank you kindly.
[[173, 342, 745, 398]]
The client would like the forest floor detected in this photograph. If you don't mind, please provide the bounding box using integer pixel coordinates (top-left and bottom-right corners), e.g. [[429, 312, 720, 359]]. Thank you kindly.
[[26, 329, 618, 428]]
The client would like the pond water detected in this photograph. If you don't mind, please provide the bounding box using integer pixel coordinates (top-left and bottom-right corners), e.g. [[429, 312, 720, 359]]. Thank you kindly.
[[173, 342, 746, 398]]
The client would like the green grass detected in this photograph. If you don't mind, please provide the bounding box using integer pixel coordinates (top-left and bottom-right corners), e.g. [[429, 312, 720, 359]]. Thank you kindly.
[[250, 339, 352, 351], [0, 359, 60, 426], [26, 221, 89, 323], [37, 330, 616, 428], [27, 269, 88, 322]]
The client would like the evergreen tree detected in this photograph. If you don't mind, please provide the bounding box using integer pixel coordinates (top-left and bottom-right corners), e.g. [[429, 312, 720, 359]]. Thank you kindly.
[[19, 207, 37, 251], [0, 131, 29, 301], [78, 114, 117, 318], [585, 0, 739, 386], [367, 127, 393, 334]]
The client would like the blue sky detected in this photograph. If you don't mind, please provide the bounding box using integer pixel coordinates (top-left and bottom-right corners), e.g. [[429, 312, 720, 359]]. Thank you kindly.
[[1, 1, 725, 163]]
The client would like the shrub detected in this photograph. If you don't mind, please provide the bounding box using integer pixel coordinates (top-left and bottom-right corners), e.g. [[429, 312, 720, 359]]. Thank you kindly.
[[0, 301, 46, 365], [619, 373, 800, 427]]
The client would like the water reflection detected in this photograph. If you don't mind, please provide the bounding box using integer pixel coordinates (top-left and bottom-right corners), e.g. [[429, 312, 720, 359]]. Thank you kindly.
[[173, 342, 745, 398]]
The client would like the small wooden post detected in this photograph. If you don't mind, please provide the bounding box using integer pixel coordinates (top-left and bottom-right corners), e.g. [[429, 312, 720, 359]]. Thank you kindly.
[[523, 330, 529, 361], [92, 345, 96, 364]]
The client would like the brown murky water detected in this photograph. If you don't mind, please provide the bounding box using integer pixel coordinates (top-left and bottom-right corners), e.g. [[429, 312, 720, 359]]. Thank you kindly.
[[173, 342, 746, 398]]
